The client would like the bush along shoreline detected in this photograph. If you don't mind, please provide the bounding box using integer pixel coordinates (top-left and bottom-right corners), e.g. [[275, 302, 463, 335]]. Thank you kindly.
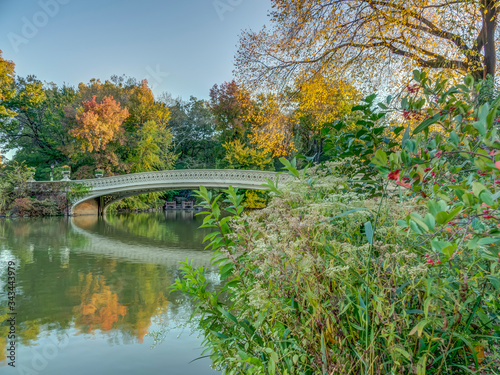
[[171, 74, 500, 375]]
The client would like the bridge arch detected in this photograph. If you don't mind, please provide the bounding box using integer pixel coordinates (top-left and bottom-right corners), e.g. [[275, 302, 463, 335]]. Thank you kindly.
[[63, 169, 286, 215]]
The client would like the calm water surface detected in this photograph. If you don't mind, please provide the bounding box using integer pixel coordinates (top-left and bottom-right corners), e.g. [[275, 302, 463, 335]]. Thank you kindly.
[[0, 211, 220, 375]]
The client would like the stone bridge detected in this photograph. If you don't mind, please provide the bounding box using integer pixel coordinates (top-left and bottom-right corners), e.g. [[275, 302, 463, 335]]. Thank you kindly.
[[33, 169, 288, 215]]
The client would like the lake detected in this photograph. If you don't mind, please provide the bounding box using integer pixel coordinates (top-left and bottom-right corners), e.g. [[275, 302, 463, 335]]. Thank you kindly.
[[0, 211, 220, 375]]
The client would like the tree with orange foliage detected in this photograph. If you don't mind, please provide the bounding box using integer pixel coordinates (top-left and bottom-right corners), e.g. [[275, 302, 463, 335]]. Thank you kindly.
[[71, 95, 129, 153]]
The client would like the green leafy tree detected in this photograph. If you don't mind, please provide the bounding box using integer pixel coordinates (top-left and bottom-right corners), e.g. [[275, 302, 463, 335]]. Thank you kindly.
[[167, 96, 220, 169], [129, 120, 176, 172]]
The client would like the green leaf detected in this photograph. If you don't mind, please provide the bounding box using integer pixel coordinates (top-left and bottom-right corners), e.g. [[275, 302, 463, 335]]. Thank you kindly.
[[464, 75, 474, 87], [478, 237, 500, 245], [424, 213, 436, 230], [402, 124, 412, 146], [417, 355, 427, 375], [480, 190, 494, 206], [431, 240, 451, 252], [449, 131, 459, 146], [428, 200, 441, 216], [473, 103, 489, 136], [365, 93, 377, 104], [413, 70, 421, 82], [435, 211, 449, 225], [238, 351, 249, 360], [220, 263, 234, 280], [364, 221, 374, 244], [413, 113, 441, 134], [279, 157, 299, 179], [410, 220, 423, 234], [472, 181, 487, 197], [442, 244, 457, 258], [447, 206, 462, 222], [218, 307, 238, 325], [410, 213, 429, 232], [372, 149, 388, 166], [486, 103, 500, 129], [409, 319, 430, 337]]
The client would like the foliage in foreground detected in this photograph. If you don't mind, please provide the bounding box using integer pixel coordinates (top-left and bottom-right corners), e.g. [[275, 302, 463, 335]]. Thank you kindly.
[[171, 74, 500, 374]]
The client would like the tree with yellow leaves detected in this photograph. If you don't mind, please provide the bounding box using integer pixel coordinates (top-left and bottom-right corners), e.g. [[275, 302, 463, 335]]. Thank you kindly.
[[293, 73, 361, 162], [223, 139, 273, 170], [248, 93, 296, 158], [0, 50, 15, 119], [236, 0, 498, 88]]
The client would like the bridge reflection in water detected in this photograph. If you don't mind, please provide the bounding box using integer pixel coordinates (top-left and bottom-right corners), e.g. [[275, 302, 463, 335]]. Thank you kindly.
[[71, 212, 214, 269]]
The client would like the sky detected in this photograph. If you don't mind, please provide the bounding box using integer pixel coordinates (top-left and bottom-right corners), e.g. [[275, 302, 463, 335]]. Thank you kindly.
[[0, 0, 271, 100]]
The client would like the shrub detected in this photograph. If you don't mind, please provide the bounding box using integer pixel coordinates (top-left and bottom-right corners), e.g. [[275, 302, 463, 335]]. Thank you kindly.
[[172, 74, 500, 375]]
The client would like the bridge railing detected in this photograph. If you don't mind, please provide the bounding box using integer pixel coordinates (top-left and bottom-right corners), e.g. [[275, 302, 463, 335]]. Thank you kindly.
[[31, 169, 291, 191]]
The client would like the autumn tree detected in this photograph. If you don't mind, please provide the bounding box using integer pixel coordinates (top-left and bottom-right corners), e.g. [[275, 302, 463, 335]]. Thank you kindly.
[[77, 75, 136, 106], [209, 80, 254, 143], [71, 95, 129, 153], [293, 74, 361, 161], [65, 95, 129, 176], [0, 50, 15, 119], [236, 0, 499, 88], [248, 93, 295, 158], [127, 80, 170, 131], [222, 139, 273, 170]]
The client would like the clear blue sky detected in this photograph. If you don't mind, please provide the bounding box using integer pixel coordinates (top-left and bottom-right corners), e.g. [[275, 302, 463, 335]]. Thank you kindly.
[[0, 0, 270, 100]]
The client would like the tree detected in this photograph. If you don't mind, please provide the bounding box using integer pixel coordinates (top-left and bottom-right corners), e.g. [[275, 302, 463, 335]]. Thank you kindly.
[[128, 120, 176, 173], [248, 93, 296, 158], [236, 0, 499, 87], [0, 50, 15, 119], [222, 139, 273, 170], [292, 74, 361, 161], [167, 96, 220, 169], [127, 80, 170, 131], [0, 76, 73, 172], [70, 95, 129, 153], [209, 80, 254, 143]]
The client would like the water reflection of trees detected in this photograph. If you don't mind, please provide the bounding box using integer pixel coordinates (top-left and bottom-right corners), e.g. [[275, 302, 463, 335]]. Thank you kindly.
[[0, 217, 180, 355], [73, 273, 128, 333]]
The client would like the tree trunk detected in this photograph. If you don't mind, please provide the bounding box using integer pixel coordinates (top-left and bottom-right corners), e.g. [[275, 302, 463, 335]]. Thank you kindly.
[[482, 0, 498, 78]]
